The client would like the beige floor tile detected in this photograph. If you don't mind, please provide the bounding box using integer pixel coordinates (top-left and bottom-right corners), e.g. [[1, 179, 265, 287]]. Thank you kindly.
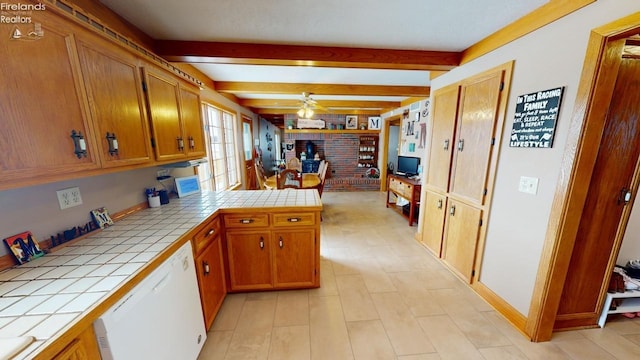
[[446, 310, 512, 348], [309, 295, 354, 359], [397, 355, 442, 360], [198, 330, 233, 360], [624, 333, 640, 346], [579, 327, 640, 359], [336, 274, 380, 321], [417, 315, 484, 360], [225, 299, 276, 359], [371, 292, 436, 355], [477, 345, 528, 360], [211, 293, 247, 331], [309, 259, 339, 297], [268, 325, 311, 360], [553, 338, 616, 359], [274, 290, 309, 327], [347, 320, 397, 360]]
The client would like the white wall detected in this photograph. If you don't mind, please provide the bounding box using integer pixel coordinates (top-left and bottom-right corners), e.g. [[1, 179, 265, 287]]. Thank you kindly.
[[430, 1, 640, 314], [0, 167, 160, 257], [618, 190, 640, 266]]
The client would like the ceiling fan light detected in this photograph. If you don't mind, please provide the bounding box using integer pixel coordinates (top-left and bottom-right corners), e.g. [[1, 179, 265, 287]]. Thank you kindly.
[[297, 108, 305, 117], [306, 109, 314, 118]]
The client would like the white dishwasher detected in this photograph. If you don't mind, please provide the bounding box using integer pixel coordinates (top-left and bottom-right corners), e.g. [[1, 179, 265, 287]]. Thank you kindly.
[[93, 241, 206, 360]]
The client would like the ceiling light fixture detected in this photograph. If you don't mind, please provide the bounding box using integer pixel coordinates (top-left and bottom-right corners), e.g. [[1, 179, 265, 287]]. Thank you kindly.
[[297, 106, 314, 119]]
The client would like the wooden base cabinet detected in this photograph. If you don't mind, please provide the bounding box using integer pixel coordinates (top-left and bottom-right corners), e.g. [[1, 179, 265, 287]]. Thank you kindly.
[[224, 212, 320, 292], [420, 190, 448, 257], [192, 216, 226, 330], [442, 200, 482, 283]]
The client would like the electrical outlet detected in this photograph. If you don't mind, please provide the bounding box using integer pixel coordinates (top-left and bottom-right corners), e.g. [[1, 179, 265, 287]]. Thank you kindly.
[[56, 186, 83, 210]]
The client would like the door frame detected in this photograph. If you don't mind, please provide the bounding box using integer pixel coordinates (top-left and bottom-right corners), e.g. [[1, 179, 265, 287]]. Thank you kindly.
[[526, 12, 640, 342], [380, 114, 402, 191]]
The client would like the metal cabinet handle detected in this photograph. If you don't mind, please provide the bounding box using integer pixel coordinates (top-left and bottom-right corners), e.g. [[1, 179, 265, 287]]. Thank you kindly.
[[259, 236, 264, 249], [203, 261, 210, 275], [189, 136, 195, 149], [207, 229, 215, 236], [177, 137, 184, 151], [457, 139, 464, 151], [437, 199, 443, 209], [106, 132, 119, 156], [618, 187, 632, 205], [240, 219, 255, 224], [287, 217, 301, 222], [450, 205, 456, 216], [279, 236, 284, 249], [443, 139, 450, 150]]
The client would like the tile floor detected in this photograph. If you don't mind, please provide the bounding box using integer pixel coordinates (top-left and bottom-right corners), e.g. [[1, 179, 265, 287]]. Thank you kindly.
[[197, 191, 640, 360]]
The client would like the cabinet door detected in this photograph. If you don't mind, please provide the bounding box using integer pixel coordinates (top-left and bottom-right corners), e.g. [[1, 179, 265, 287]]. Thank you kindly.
[[226, 230, 273, 291], [180, 85, 206, 158], [449, 71, 503, 205], [426, 83, 460, 192], [442, 200, 482, 283], [143, 66, 186, 161], [273, 229, 316, 288], [51, 324, 101, 360], [75, 33, 153, 168], [420, 191, 447, 257], [0, 10, 99, 186], [195, 236, 226, 330]]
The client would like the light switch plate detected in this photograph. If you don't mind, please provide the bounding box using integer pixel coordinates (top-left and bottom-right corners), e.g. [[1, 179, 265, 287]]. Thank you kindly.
[[518, 176, 539, 195], [56, 187, 83, 209]]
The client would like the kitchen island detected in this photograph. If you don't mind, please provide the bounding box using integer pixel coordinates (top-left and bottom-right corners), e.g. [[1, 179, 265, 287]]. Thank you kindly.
[[0, 189, 322, 359]]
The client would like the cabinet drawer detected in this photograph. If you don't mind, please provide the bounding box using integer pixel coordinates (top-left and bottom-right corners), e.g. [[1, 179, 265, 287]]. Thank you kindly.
[[224, 213, 269, 228], [272, 213, 316, 227], [193, 216, 221, 254]]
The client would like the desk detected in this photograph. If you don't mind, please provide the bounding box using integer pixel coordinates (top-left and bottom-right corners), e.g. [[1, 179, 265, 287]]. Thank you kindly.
[[386, 174, 421, 226], [266, 173, 320, 189]]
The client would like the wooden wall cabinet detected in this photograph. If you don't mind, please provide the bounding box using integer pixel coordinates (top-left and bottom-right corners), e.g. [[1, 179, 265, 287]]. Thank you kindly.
[[0, 5, 206, 191], [0, 9, 101, 186], [75, 32, 153, 168], [419, 63, 511, 284], [192, 216, 226, 330], [143, 65, 205, 162], [224, 212, 319, 292]]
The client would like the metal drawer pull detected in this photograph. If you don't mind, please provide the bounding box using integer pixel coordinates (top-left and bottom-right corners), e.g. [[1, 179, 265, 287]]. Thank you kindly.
[[450, 205, 456, 216], [279, 236, 284, 249], [287, 217, 301, 222], [457, 139, 464, 151], [207, 229, 215, 236], [240, 219, 255, 224], [443, 139, 449, 150], [203, 261, 210, 275], [437, 199, 443, 209], [259, 237, 264, 249]]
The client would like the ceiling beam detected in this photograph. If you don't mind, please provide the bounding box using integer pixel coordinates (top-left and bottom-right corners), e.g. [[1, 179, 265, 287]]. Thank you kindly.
[[155, 41, 461, 71], [255, 108, 381, 116], [215, 82, 429, 97], [239, 98, 401, 109]]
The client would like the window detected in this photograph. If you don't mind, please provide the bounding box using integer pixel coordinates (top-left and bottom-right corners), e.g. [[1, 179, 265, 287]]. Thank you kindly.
[[199, 103, 240, 191]]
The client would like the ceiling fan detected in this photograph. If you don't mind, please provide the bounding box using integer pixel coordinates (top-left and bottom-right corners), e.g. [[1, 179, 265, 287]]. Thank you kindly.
[[297, 92, 330, 118]]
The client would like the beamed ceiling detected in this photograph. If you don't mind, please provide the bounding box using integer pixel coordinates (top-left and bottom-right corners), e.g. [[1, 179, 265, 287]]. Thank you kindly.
[[97, 0, 590, 127]]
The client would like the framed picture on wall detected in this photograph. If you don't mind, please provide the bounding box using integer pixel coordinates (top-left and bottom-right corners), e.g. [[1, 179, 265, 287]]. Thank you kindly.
[[345, 115, 358, 129], [368, 116, 381, 130]]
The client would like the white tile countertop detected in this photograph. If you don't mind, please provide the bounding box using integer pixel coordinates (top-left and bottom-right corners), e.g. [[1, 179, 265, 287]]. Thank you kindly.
[[0, 189, 321, 359]]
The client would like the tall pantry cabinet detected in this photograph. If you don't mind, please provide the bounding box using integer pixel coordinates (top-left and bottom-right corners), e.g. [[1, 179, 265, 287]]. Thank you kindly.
[[420, 62, 513, 283]]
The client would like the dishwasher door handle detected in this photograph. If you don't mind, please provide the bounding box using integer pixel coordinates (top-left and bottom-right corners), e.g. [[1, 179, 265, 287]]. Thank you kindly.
[[152, 272, 173, 294]]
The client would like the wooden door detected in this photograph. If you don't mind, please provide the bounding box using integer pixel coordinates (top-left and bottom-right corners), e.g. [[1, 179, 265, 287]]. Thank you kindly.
[[449, 71, 504, 205], [556, 58, 640, 325], [75, 33, 152, 168], [225, 230, 273, 290], [426, 83, 460, 192], [242, 116, 256, 189], [0, 10, 99, 186], [273, 229, 316, 288], [442, 200, 482, 283], [195, 236, 226, 330], [180, 85, 206, 158], [143, 66, 185, 161], [420, 191, 448, 257]]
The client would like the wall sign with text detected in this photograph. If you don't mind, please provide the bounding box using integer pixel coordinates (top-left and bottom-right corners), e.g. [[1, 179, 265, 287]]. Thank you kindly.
[[509, 87, 564, 148]]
